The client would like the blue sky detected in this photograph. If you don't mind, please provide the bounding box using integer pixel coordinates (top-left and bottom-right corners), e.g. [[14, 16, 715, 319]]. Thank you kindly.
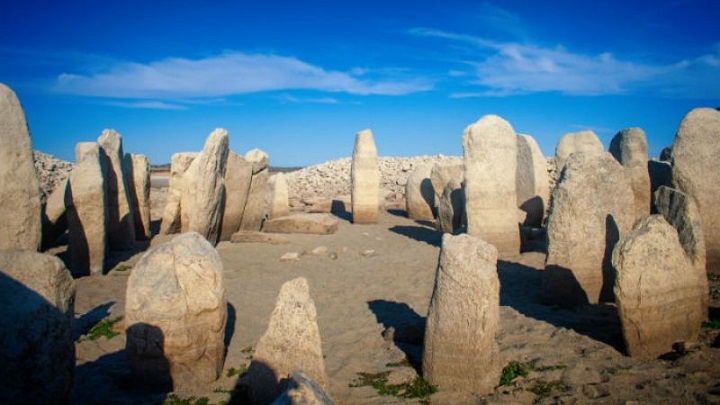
[[1, 0, 718, 166]]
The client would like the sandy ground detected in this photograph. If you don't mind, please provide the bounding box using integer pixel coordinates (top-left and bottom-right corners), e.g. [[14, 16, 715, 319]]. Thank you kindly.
[[68, 180, 720, 405]]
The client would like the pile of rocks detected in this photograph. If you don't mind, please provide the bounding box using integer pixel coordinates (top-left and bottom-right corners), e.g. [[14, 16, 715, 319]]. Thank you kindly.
[[33, 151, 72, 203]]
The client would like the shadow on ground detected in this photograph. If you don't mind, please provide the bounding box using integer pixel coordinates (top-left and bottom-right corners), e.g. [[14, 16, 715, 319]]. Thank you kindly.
[[368, 299, 426, 371], [389, 225, 442, 248]]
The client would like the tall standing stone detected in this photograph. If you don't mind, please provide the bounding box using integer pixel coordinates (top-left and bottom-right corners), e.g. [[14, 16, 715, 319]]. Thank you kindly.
[[240, 149, 270, 232], [351, 129, 380, 224], [97, 129, 136, 249], [554, 130, 603, 172], [0, 251, 75, 405], [180, 129, 229, 245], [42, 177, 69, 249], [543, 152, 634, 306], [125, 232, 226, 391], [0, 83, 41, 251], [405, 163, 435, 221], [437, 179, 464, 234], [613, 215, 704, 359], [423, 234, 501, 395], [160, 153, 197, 234], [430, 161, 463, 204], [672, 108, 720, 271], [66, 143, 107, 276], [609, 127, 651, 221], [463, 115, 519, 255], [123, 154, 151, 240], [267, 173, 290, 220], [516, 134, 550, 227], [243, 277, 328, 405], [219, 152, 253, 241]]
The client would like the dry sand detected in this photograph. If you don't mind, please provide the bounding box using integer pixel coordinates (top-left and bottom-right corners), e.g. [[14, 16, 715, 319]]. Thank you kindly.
[[69, 179, 720, 405]]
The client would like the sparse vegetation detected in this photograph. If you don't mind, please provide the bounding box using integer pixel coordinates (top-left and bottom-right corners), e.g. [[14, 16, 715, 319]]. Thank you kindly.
[[240, 346, 254, 360], [500, 361, 530, 386], [78, 317, 123, 341], [702, 319, 720, 329], [163, 394, 210, 405], [113, 264, 132, 272], [226, 364, 248, 378], [349, 371, 437, 401], [529, 379, 570, 397], [386, 358, 413, 368]]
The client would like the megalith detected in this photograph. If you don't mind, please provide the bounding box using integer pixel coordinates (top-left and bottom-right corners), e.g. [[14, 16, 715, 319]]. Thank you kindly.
[[543, 152, 634, 306], [219, 151, 252, 240], [267, 173, 290, 220], [405, 163, 435, 221], [430, 161, 463, 205], [160, 152, 197, 234], [97, 129, 136, 249], [351, 129, 380, 224], [270, 370, 334, 405], [463, 115, 519, 255], [672, 107, 720, 271], [123, 153, 151, 240], [0, 83, 41, 251], [240, 149, 270, 232], [609, 127, 651, 221], [437, 178, 464, 234], [516, 134, 550, 227], [42, 177, 69, 249], [125, 232, 226, 391], [613, 215, 704, 359], [0, 251, 75, 405], [423, 233, 501, 395], [554, 130, 603, 172]]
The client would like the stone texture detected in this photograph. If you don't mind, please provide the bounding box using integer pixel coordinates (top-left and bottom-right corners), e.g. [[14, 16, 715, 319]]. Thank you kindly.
[[125, 232, 226, 391], [516, 134, 549, 227], [263, 214, 339, 235], [351, 129, 380, 224], [0, 251, 75, 405], [554, 130, 604, 172], [219, 152, 253, 240], [423, 233, 501, 395], [244, 277, 328, 405], [543, 152, 634, 307], [613, 215, 704, 359], [230, 231, 289, 244], [610, 128, 651, 221], [463, 115, 519, 255], [437, 178, 464, 234], [671, 107, 720, 271], [124, 153, 151, 240], [66, 143, 107, 276], [405, 163, 435, 220], [34, 150, 73, 204], [240, 149, 270, 232], [430, 161, 463, 204], [98, 129, 136, 249], [0, 83, 41, 251], [42, 177, 69, 249], [267, 173, 290, 219], [270, 370, 334, 405], [180, 129, 230, 245], [160, 152, 197, 234]]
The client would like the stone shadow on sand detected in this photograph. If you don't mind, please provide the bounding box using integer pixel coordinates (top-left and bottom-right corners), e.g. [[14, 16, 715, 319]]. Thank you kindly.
[[498, 260, 625, 353], [389, 225, 442, 248], [224, 302, 236, 359], [368, 299, 426, 371], [74, 301, 116, 340]]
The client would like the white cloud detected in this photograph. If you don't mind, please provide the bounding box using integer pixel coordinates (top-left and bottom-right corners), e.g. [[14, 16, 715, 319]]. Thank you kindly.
[[106, 100, 188, 110], [54, 52, 431, 99]]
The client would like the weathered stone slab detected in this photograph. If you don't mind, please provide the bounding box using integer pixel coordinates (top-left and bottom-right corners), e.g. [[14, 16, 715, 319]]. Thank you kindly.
[[240, 149, 270, 232], [405, 163, 435, 221], [516, 134, 549, 227], [263, 214, 338, 235], [98, 129, 136, 249], [437, 178, 464, 234], [351, 129, 380, 224], [554, 130, 603, 172], [267, 173, 290, 219], [423, 233, 501, 395], [0, 83, 41, 251], [160, 152, 197, 234], [41, 177, 68, 249], [270, 370, 334, 405], [430, 161, 463, 204], [219, 152, 252, 241], [610, 127, 651, 221], [230, 231, 289, 244], [124, 153, 151, 240]]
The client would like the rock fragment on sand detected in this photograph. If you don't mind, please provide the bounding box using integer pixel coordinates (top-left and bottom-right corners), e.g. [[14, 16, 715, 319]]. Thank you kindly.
[[613, 215, 703, 359], [220, 152, 253, 240], [267, 172, 290, 219], [351, 129, 380, 224], [0, 251, 75, 404], [98, 129, 136, 249], [610, 127, 651, 221], [516, 134, 550, 227], [125, 232, 226, 391], [123, 153, 151, 240], [240, 149, 270, 232], [160, 152, 197, 234], [423, 233, 501, 395], [263, 213, 339, 235], [230, 231, 289, 244], [554, 130, 603, 172], [0, 83, 41, 251], [280, 252, 301, 262], [405, 163, 435, 220]]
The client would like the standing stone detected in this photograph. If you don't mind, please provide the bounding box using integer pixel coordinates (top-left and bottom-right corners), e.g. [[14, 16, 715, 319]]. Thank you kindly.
[[0, 83, 41, 251], [97, 129, 136, 249], [270, 370, 334, 405], [423, 234, 501, 395], [123, 154, 151, 240], [267, 173, 290, 220], [125, 232, 226, 391], [543, 152, 635, 306], [240, 149, 270, 232], [463, 115, 519, 255], [609, 128, 651, 221], [160, 153, 197, 234], [516, 134, 550, 227], [243, 277, 328, 405], [180, 129, 229, 245], [66, 143, 107, 276], [219, 152, 253, 241], [351, 129, 380, 224], [672, 108, 720, 271], [430, 161, 463, 204], [648, 160, 673, 202], [437, 179, 464, 234], [0, 251, 75, 405], [613, 215, 704, 359], [42, 177, 69, 249], [654, 186, 708, 317], [405, 163, 435, 221], [554, 130, 604, 172]]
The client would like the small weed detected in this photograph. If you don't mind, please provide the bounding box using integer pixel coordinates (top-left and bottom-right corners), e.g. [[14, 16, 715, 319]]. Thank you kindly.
[[532, 363, 568, 372], [530, 380, 570, 398], [226, 364, 248, 378], [349, 371, 437, 400], [113, 264, 132, 272], [386, 358, 412, 368], [702, 319, 720, 329], [240, 346, 254, 360], [79, 317, 122, 341], [500, 361, 530, 386], [163, 394, 210, 405]]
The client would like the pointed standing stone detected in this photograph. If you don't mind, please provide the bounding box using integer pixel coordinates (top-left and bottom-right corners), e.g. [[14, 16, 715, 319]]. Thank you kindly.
[[219, 152, 253, 240], [97, 129, 136, 249], [240, 149, 270, 231], [0, 83, 41, 251], [351, 129, 380, 224], [123, 154, 151, 240], [405, 163, 435, 221], [554, 130, 603, 172], [267, 173, 290, 220], [463, 115, 519, 255], [516, 134, 550, 227], [423, 234, 501, 395], [609, 127, 651, 221], [160, 152, 197, 234]]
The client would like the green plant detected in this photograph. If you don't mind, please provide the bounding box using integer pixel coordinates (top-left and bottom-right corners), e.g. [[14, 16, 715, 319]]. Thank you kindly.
[[385, 358, 412, 368], [349, 371, 437, 400], [226, 364, 248, 378], [529, 380, 569, 398], [79, 317, 122, 341], [499, 361, 530, 386], [702, 319, 720, 329], [240, 346, 254, 360], [163, 394, 210, 405], [113, 264, 132, 272]]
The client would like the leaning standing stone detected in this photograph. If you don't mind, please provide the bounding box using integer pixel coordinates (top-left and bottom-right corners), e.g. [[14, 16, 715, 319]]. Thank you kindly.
[[405, 163, 435, 221], [219, 152, 253, 240], [160, 152, 197, 234], [97, 129, 136, 249], [125, 232, 226, 391], [463, 115, 519, 255], [516, 134, 550, 227], [613, 215, 704, 359], [267, 173, 290, 219], [123, 153, 151, 240], [351, 129, 380, 224], [609, 127, 651, 221], [0, 83, 41, 251], [240, 149, 270, 232], [423, 233, 501, 395], [554, 130, 603, 172], [0, 251, 75, 405]]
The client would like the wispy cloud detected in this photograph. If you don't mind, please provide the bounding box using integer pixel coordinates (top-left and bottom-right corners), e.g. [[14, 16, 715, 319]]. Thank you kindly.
[[106, 100, 188, 110], [54, 52, 431, 99], [279, 94, 340, 104]]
